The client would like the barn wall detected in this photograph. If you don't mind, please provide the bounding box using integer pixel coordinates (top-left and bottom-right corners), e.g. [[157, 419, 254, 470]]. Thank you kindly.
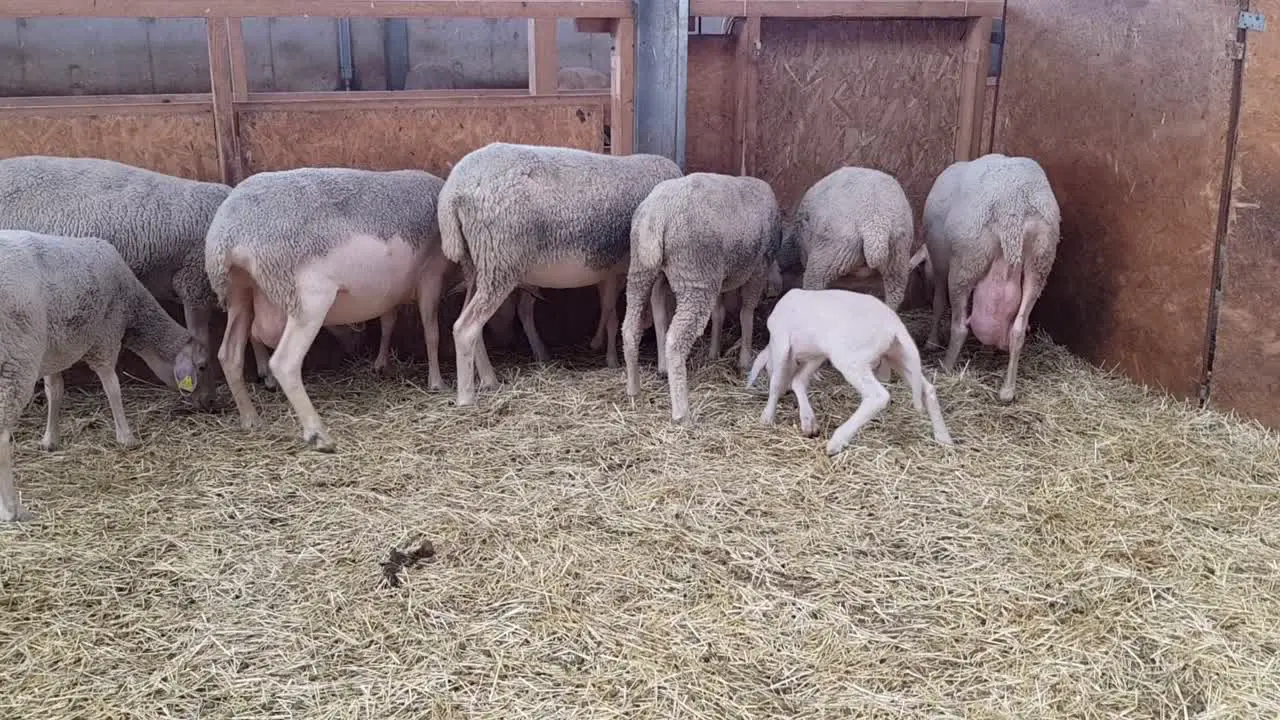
[[993, 0, 1239, 399], [1208, 0, 1280, 429]]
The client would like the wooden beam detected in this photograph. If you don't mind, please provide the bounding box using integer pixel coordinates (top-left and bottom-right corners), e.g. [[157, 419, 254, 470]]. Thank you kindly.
[[239, 90, 609, 112], [732, 16, 761, 176], [227, 17, 249, 101], [690, 0, 1003, 18], [609, 17, 636, 155], [528, 18, 560, 94], [954, 15, 992, 161], [207, 17, 243, 185], [0, 94, 212, 117], [0, 0, 634, 18]]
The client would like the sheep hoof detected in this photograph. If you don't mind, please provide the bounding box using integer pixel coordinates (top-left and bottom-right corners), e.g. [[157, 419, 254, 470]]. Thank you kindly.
[[825, 440, 847, 456], [304, 431, 336, 453], [117, 436, 140, 450], [2, 507, 35, 523], [38, 437, 58, 452], [998, 386, 1017, 404], [800, 424, 820, 438], [261, 375, 279, 391]]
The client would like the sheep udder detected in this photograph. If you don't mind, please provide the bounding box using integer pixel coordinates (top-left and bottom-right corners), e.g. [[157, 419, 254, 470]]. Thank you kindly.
[[968, 256, 1022, 351]]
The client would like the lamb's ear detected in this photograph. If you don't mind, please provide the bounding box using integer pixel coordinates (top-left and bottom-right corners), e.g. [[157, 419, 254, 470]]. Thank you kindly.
[[173, 344, 197, 393]]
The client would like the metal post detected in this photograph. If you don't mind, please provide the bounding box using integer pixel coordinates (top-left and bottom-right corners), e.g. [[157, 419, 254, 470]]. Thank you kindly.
[[634, 0, 688, 170]]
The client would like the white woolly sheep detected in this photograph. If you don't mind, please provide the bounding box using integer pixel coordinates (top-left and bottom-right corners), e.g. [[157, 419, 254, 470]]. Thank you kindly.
[[622, 172, 781, 425], [0, 230, 205, 522], [921, 153, 1061, 403], [206, 166, 457, 451], [440, 142, 682, 406], [0, 155, 227, 409], [747, 288, 952, 454]]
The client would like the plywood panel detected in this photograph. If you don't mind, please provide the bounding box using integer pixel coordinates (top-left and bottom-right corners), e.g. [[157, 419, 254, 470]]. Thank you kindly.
[[0, 113, 220, 181], [1209, 0, 1280, 428], [754, 18, 966, 217], [239, 103, 606, 175], [686, 34, 736, 175], [994, 0, 1237, 399]]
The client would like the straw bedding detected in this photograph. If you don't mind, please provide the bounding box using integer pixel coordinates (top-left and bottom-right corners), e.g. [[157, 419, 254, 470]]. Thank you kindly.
[[1, 309, 1278, 719]]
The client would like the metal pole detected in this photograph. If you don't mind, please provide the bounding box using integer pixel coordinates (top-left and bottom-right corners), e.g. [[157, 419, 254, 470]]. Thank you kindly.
[[634, 0, 688, 170]]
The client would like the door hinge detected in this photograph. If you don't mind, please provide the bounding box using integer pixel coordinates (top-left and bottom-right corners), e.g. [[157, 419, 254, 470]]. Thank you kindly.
[[1239, 11, 1266, 31]]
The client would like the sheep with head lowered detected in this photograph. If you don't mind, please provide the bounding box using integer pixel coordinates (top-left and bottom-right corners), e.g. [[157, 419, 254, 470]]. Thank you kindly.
[[206, 166, 468, 452], [922, 153, 1061, 403], [622, 172, 781, 425], [0, 155, 228, 410], [440, 142, 683, 407], [0, 230, 206, 522], [748, 288, 952, 455]]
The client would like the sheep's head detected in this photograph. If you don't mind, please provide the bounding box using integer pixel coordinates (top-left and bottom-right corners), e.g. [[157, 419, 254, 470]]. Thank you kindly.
[[173, 338, 209, 394]]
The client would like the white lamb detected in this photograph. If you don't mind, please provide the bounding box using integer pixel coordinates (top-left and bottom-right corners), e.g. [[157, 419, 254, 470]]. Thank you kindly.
[[439, 142, 682, 407], [922, 153, 1061, 403], [206, 166, 460, 452], [623, 172, 781, 425], [747, 288, 953, 455], [0, 230, 206, 522]]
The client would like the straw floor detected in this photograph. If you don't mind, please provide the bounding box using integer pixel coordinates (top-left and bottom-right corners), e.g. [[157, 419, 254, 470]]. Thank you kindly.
[[1, 309, 1278, 719]]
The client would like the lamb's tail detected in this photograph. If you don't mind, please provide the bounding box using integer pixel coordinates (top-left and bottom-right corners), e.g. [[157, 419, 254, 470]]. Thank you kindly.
[[746, 341, 771, 389]]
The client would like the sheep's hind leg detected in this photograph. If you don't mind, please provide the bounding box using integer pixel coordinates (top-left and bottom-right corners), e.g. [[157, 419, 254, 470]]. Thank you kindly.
[[663, 286, 718, 426], [39, 373, 64, 451], [999, 266, 1045, 404], [453, 284, 510, 407], [825, 356, 891, 456], [270, 283, 338, 451], [220, 284, 261, 429], [88, 355, 138, 449], [790, 358, 825, 438], [622, 267, 661, 398], [0, 369, 38, 522]]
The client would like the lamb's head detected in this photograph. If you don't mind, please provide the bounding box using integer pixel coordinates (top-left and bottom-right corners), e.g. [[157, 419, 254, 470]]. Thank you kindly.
[[767, 215, 804, 297]]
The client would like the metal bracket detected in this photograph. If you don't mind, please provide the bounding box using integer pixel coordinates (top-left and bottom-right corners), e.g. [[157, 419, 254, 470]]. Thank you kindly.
[[1239, 11, 1266, 32]]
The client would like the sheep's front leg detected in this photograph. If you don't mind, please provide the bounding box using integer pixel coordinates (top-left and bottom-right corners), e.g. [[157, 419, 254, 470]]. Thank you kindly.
[[999, 266, 1045, 404], [251, 340, 277, 390], [415, 253, 451, 391], [597, 274, 623, 368], [39, 373, 64, 451], [88, 357, 138, 449], [0, 430, 32, 522], [183, 303, 219, 411], [373, 309, 397, 374], [270, 283, 337, 451], [737, 275, 767, 373], [664, 287, 717, 426], [707, 296, 726, 362], [517, 290, 551, 362], [826, 355, 892, 455]]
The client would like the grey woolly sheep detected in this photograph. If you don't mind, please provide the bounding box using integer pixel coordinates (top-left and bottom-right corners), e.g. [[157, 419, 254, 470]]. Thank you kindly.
[[440, 142, 682, 407], [206, 166, 454, 452], [622, 172, 781, 425], [922, 153, 1061, 403], [0, 230, 206, 522], [0, 155, 227, 409]]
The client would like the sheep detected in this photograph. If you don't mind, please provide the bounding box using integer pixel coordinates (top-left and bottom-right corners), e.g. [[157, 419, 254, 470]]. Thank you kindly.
[[0, 155, 228, 410], [622, 172, 781, 425], [747, 288, 952, 454], [440, 142, 683, 407], [206, 166, 460, 452], [921, 153, 1061, 403], [0, 230, 206, 522]]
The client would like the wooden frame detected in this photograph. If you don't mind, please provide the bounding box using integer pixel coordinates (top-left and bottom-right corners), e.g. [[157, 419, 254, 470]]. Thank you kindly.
[[0, 0, 637, 184], [697, 0, 1003, 175]]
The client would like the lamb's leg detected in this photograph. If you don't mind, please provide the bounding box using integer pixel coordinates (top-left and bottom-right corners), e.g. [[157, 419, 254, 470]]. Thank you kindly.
[[453, 284, 510, 407], [664, 287, 718, 426], [940, 279, 972, 373], [415, 254, 450, 391], [889, 336, 953, 445], [622, 267, 662, 398], [39, 373, 64, 451], [218, 284, 260, 430], [874, 264, 911, 383], [0, 430, 32, 522], [182, 303, 218, 410], [517, 290, 551, 363], [598, 274, 623, 368], [737, 275, 767, 373], [759, 338, 794, 426], [790, 358, 825, 437], [825, 356, 892, 455], [998, 266, 1045, 404], [651, 275, 671, 376], [373, 309, 397, 374], [708, 295, 725, 362], [251, 340, 277, 390], [269, 284, 337, 451], [88, 360, 138, 448]]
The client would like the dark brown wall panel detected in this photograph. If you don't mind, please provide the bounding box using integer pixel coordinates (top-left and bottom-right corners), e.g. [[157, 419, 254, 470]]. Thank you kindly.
[[994, 0, 1238, 399], [239, 103, 605, 176], [686, 34, 737, 175], [1209, 0, 1280, 428], [0, 112, 221, 181]]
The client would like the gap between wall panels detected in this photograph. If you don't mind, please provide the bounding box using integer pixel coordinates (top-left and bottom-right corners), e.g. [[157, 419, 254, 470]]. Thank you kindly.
[[1200, 0, 1252, 407]]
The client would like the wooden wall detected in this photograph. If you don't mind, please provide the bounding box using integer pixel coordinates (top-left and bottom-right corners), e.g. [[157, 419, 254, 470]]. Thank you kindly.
[[993, 0, 1240, 400], [1208, 0, 1280, 427]]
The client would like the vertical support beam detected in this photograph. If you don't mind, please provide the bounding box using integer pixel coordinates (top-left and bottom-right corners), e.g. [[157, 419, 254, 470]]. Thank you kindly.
[[610, 17, 636, 155], [207, 17, 243, 185], [732, 16, 761, 176], [954, 15, 993, 161], [528, 18, 560, 94], [227, 17, 248, 102], [383, 18, 410, 91], [634, 0, 687, 168]]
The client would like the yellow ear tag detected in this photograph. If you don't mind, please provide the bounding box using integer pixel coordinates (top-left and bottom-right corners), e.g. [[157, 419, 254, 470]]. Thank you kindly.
[[178, 376, 194, 393]]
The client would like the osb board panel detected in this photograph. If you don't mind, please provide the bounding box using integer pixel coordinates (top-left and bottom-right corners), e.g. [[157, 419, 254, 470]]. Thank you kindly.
[[754, 18, 966, 215], [687, 34, 737, 175], [994, 0, 1237, 399], [1209, 0, 1280, 429], [980, 83, 996, 156], [0, 113, 220, 181], [240, 105, 605, 176]]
